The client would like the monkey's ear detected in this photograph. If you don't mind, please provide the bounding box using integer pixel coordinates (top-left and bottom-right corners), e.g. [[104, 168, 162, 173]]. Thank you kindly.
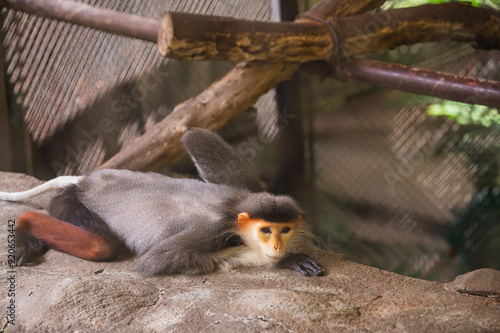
[[237, 212, 251, 227], [237, 212, 250, 222], [182, 128, 266, 192]]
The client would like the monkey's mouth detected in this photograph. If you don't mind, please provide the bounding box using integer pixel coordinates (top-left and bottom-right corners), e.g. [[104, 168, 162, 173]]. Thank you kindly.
[[264, 255, 283, 263]]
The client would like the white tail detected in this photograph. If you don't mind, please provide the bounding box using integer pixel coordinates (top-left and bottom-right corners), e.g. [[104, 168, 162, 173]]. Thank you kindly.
[[0, 176, 83, 201]]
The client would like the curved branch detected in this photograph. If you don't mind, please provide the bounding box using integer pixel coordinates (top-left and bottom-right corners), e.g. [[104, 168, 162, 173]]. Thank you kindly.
[[99, 0, 386, 171], [340, 3, 500, 58], [98, 61, 293, 171]]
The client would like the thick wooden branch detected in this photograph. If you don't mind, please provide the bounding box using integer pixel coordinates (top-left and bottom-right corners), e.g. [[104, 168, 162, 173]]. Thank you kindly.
[[3, 0, 498, 60], [302, 59, 500, 108], [305, 0, 384, 19], [98, 62, 293, 171], [99, 0, 386, 171], [340, 3, 500, 57], [158, 3, 500, 62], [158, 12, 331, 62]]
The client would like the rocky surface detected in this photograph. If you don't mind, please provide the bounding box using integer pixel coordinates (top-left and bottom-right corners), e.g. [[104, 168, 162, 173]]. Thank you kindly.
[[1, 172, 499, 332], [446, 268, 500, 297]]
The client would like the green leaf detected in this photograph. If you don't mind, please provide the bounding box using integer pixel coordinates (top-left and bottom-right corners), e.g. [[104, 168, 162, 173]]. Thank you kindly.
[[427, 101, 500, 128]]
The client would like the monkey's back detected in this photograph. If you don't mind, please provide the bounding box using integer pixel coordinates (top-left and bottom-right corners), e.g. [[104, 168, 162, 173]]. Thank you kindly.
[[74, 169, 242, 255]]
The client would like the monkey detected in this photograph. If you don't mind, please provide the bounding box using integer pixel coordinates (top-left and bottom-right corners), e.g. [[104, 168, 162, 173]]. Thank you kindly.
[[0, 128, 324, 276]]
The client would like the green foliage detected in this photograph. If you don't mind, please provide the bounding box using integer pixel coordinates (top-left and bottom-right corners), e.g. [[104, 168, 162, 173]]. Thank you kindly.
[[383, 0, 500, 9], [427, 101, 500, 129], [427, 101, 500, 188]]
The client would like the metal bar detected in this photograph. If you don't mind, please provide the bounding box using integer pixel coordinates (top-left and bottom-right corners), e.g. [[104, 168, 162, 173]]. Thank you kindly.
[[338, 58, 500, 108], [274, 0, 306, 201], [0, 0, 160, 42]]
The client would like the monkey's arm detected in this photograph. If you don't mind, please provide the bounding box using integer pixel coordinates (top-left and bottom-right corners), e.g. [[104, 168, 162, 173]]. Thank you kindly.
[[276, 253, 325, 276], [136, 226, 225, 275], [182, 128, 265, 192]]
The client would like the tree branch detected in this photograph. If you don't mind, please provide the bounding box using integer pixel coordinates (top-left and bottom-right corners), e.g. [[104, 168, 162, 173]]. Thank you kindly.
[[3, 1, 498, 63], [99, 0, 386, 171], [158, 12, 331, 62], [340, 3, 500, 58], [98, 61, 294, 171], [9, 0, 493, 170], [157, 3, 500, 62]]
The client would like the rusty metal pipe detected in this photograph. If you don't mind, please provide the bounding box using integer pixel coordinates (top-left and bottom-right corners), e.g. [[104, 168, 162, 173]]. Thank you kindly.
[[339, 58, 500, 108], [0, 0, 160, 42]]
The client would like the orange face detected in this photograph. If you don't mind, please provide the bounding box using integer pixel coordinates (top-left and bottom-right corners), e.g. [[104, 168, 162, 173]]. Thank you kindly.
[[237, 212, 297, 263]]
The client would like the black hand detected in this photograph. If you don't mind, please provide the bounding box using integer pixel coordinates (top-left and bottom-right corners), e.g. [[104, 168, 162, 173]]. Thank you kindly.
[[277, 253, 325, 276]]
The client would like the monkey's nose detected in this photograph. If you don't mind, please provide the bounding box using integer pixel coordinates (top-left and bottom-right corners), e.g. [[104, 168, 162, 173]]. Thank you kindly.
[[274, 244, 282, 251]]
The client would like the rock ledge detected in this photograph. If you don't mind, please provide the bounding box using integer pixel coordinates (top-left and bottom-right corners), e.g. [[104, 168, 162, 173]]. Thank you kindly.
[[1, 172, 499, 332]]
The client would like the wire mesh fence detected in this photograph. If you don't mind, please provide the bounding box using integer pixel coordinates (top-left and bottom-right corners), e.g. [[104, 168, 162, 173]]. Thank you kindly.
[[1, 0, 275, 177], [1, 0, 499, 282], [305, 42, 500, 282]]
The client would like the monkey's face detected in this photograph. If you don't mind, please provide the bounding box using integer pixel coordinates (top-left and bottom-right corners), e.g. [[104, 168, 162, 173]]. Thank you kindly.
[[237, 213, 296, 263], [255, 222, 295, 263]]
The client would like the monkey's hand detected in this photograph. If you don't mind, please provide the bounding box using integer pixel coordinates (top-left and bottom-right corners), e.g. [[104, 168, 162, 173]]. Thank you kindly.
[[276, 253, 324, 276]]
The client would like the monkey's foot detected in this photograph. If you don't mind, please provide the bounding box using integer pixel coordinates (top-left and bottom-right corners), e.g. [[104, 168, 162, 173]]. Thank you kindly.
[[15, 233, 48, 266], [277, 253, 325, 276]]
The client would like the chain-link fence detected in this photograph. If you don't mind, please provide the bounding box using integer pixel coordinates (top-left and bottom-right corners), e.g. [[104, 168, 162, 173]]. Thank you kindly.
[[2, 0, 499, 282], [306, 42, 500, 282], [1, 0, 276, 177]]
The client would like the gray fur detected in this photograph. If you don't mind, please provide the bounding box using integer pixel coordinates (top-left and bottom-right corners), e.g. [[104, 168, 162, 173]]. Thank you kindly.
[[76, 169, 242, 257], [182, 128, 265, 192], [71, 170, 312, 275], [74, 169, 308, 275], [10, 129, 323, 276]]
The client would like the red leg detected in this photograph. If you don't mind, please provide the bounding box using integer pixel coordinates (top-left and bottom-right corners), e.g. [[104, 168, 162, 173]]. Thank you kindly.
[[17, 211, 117, 262]]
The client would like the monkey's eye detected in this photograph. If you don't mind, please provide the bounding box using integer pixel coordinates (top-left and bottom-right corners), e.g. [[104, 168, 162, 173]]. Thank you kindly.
[[260, 227, 271, 234], [281, 227, 291, 234]]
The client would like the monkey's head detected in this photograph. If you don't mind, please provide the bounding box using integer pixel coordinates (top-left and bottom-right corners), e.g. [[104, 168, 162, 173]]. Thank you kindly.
[[235, 193, 305, 263]]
